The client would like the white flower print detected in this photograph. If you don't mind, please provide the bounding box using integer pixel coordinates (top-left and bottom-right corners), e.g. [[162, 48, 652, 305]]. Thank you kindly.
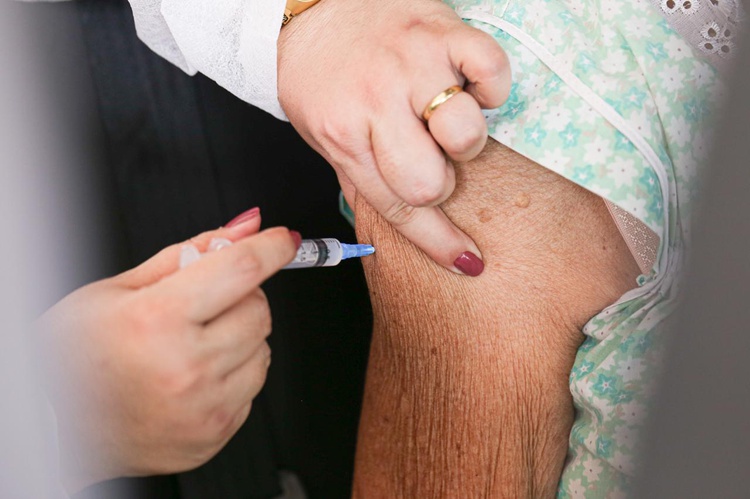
[[583, 137, 613, 165], [624, 16, 652, 40], [601, 50, 628, 74], [598, 356, 617, 372], [622, 193, 650, 221], [539, 23, 564, 52], [527, 5, 545, 26], [583, 455, 604, 482], [600, 25, 619, 47], [692, 133, 711, 161], [569, 30, 589, 53], [606, 157, 638, 189], [613, 426, 638, 452], [601, 1, 623, 20], [664, 35, 692, 61], [519, 71, 545, 97], [667, 115, 691, 147], [616, 358, 646, 382], [591, 73, 618, 94], [676, 151, 699, 180], [540, 147, 571, 170], [567, 0, 586, 17], [568, 478, 587, 498], [526, 99, 549, 121], [493, 121, 518, 143], [691, 62, 716, 89], [576, 105, 598, 126], [620, 400, 646, 425], [627, 108, 655, 141], [544, 104, 573, 131], [558, 47, 579, 72], [659, 64, 685, 92], [517, 44, 538, 67]]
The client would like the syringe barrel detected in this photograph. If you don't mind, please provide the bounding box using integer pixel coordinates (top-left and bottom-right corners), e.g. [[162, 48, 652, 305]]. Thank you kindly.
[[283, 238, 343, 269]]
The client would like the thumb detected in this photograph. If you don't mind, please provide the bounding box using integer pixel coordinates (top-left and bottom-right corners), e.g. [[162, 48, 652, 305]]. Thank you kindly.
[[117, 208, 263, 289]]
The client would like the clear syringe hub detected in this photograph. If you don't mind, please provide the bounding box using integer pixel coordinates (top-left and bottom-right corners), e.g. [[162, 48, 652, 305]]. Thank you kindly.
[[283, 238, 375, 269]]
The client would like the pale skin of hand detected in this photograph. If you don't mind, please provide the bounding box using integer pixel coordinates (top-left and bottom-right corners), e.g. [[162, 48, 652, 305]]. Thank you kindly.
[[352, 140, 640, 497], [277, 0, 512, 276], [34, 211, 299, 494]]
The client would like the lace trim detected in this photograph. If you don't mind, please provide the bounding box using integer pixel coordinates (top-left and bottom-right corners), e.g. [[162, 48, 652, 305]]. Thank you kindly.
[[605, 200, 660, 276], [652, 0, 745, 74]]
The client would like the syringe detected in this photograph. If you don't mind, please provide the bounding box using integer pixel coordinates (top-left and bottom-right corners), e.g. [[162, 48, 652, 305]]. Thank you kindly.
[[283, 238, 375, 269]]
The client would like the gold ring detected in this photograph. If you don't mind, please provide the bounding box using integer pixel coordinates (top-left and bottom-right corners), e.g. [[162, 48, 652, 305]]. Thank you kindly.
[[422, 85, 463, 121]]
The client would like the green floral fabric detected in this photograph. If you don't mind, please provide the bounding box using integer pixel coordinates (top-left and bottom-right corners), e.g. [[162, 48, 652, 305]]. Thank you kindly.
[[441, 0, 724, 496]]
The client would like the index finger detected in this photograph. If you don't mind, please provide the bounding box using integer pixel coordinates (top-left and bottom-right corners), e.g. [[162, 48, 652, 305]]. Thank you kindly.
[[148, 227, 299, 323], [347, 150, 484, 276], [372, 105, 455, 207]]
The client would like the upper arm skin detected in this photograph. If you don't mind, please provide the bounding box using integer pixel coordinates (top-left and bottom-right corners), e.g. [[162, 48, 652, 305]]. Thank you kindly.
[[352, 139, 639, 498]]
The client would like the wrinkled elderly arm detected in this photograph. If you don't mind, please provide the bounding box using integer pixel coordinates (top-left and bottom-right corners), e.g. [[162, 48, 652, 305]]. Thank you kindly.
[[352, 140, 640, 498]]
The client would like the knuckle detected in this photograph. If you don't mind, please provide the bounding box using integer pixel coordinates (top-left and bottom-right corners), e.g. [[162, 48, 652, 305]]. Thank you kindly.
[[209, 408, 239, 442], [155, 354, 208, 398], [318, 115, 358, 151], [188, 229, 216, 247], [155, 365, 199, 397], [244, 292, 272, 339], [193, 440, 224, 467], [235, 250, 263, 280], [258, 302, 272, 339], [128, 298, 167, 333], [476, 37, 509, 77], [444, 123, 486, 156], [406, 176, 449, 206], [383, 201, 421, 227], [255, 350, 271, 383]]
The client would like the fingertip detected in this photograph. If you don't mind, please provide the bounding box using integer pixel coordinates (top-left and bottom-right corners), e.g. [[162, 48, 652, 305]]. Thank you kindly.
[[289, 230, 302, 250], [451, 250, 485, 277], [264, 227, 301, 264], [225, 207, 261, 228], [464, 65, 512, 109]]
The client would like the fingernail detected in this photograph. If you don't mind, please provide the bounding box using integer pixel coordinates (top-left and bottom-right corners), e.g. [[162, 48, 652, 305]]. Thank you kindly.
[[225, 207, 260, 228], [289, 230, 302, 250], [208, 237, 232, 252], [179, 244, 201, 269], [453, 251, 484, 277]]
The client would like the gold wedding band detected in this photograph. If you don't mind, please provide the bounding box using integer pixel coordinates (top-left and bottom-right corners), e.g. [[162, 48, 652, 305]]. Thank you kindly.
[[422, 85, 463, 121]]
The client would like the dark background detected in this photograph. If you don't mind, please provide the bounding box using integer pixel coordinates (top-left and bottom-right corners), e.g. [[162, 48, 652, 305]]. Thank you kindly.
[[21, 1, 373, 497], [633, 29, 750, 499]]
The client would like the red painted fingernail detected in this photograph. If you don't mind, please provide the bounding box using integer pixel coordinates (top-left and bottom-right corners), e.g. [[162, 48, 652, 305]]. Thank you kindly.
[[454, 251, 484, 277], [226, 207, 260, 228], [289, 231, 302, 250]]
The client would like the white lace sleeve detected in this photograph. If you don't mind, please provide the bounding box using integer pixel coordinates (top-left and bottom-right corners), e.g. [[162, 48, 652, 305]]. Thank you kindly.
[[128, 0, 288, 121]]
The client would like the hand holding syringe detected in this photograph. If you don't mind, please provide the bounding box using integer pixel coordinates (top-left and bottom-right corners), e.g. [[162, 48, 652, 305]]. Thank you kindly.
[[181, 237, 375, 270]]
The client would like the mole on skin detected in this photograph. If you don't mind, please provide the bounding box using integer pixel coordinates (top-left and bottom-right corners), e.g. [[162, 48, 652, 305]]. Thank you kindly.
[[514, 193, 531, 208], [478, 209, 493, 223]]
